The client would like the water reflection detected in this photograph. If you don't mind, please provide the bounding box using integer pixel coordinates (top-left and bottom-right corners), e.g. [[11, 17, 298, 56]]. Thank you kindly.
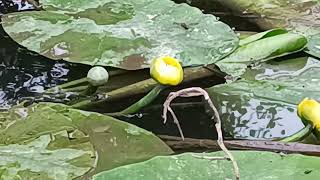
[[209, 57, 317, 140], [0, 44, 89, 108], [216, 94, 303, 140]]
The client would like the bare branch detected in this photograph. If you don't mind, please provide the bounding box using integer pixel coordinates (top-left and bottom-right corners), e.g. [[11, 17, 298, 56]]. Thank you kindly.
[[162, 87, 240, 180]]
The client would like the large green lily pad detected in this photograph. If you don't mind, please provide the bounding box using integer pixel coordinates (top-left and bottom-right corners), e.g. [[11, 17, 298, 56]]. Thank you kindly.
[[0, 131, 94, 180], [1, 0, 238, 70], [207, 57, 319, 139], [93, 151, 320, 180], [0, 104, 95, 179], [0, 102, 173, 179]]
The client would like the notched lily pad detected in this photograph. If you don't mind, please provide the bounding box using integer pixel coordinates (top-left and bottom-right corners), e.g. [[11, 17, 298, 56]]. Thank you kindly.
[[2, 0, 238, 70], [0, 131, 95, 180], [0, 102, 173, 179]]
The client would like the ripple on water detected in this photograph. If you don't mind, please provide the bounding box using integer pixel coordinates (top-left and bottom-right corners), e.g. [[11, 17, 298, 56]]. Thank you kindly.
[[216, 96, 304, 140], [0, 46, 90, 108]]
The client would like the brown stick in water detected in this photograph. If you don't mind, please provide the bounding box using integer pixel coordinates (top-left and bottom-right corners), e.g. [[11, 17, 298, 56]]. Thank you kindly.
[[159, 135, 320, 156]]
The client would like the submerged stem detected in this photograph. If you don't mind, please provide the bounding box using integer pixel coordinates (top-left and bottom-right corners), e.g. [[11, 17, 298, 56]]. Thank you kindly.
[[279, 123, 313, 142], [46, 78, 88, 93], [109, 84, 165, 116], [72, 65, 221, 110], [46, 69, 127, 93], [61, 85, 89, 93]]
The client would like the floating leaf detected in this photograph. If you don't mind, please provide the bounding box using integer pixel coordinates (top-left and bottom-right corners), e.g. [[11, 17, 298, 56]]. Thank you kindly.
[[216, 33, 307, 77], [0, 104, 95, 179], [239, 28, 288, 46], [1, 0, 238, 70], [93, 151, 320, 180], [0, 132, 94, 180], [0, 103, 173, 178]]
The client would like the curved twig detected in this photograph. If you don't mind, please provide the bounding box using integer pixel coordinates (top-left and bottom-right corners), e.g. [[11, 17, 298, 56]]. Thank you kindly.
[[162, 87, 240, 180]]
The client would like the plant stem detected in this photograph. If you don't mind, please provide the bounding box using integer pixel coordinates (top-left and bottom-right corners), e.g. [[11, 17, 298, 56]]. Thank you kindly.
[[279, 123, 313, 142], [108, 84, 165, 116], [61, 85, 89, 93], [71, 65, 222, 109], [46, 69, 127, 93], [46, 78, 88, 93], [82, 85, 99, 96]]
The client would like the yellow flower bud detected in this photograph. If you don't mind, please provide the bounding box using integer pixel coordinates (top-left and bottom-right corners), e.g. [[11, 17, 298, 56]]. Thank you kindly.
[[297, 98, 320, 129], [150, 56, 183, 86]]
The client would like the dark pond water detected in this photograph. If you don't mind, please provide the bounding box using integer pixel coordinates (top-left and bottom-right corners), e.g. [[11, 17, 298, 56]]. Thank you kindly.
[[0, 28, 91, 108], [208, 56, 313, 140]]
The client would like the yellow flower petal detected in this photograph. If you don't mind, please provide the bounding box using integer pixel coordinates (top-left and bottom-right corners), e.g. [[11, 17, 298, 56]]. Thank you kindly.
[[150, 56, 183, 86], [297, 98, 320, 128]]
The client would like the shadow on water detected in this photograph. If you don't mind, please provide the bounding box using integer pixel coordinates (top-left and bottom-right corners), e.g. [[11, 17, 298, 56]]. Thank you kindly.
[[120, 101, 218, 139], [211, 91, 304, 140], [207, 56, 313, 140]]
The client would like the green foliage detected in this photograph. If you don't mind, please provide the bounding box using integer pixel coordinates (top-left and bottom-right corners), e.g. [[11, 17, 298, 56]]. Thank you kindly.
[[93, 151, 320, 180], [0, 103, 172, 179], [1, 0, 238, 70], [217, 32, 307, 77], [239, 29, 288, 46]]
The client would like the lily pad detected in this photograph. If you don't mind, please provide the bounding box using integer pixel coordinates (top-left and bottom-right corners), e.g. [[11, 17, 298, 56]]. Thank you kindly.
[[306, 33, 320, 58], [1, 0, 238, 70], [93, 151, 320, 180], [207, 57, 319, 139], [239, 28, 288, 46], [216, 32, 307, 78], [0, 102, 173, 178], [0, 132, 94, 180], [47, 103, 173, 176], [0, 104, 95, 179]]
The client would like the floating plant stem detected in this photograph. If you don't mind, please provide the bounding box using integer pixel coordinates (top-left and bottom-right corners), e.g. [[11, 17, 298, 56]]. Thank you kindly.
[[46, 77, 88, 93], [46, 69, 126, 93], [281, 98, 320, 142], [81, 85, 99, 96], [279, 123, 313, 142], [60, 85, 89, 93], [71, 65, 221, 110], [109, 84, 165, 116], [107, 56, 183, 115]]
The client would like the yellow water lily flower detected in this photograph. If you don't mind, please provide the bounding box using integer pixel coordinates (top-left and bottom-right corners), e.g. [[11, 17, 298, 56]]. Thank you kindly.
[[150, 56, 183, 86], [297, 98, 320, 129]]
